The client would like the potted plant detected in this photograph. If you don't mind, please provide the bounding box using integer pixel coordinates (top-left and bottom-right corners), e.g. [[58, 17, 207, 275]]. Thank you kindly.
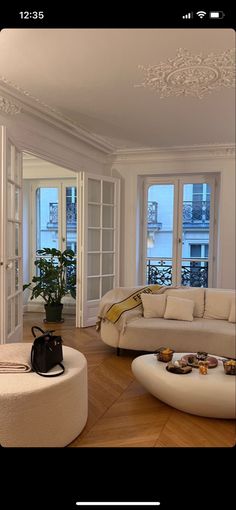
[[23, 247, 76, 322]]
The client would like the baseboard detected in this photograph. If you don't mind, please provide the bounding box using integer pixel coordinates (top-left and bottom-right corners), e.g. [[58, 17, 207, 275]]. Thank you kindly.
[[25, 301, 76, 315]]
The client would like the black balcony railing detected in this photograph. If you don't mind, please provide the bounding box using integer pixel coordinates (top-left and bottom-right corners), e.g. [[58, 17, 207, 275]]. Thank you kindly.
[[47, 202, 77, 227], [148, 201, 158, 224], [183, 200, 210, 224], [147, 260, 208, 287]]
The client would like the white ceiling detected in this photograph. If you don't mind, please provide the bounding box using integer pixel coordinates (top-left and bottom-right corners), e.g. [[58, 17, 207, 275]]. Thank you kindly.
[[0, 28, 235, 150]]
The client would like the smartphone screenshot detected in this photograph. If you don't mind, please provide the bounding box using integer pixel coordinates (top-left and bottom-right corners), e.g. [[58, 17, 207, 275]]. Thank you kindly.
[[0, 7, 235, 509]]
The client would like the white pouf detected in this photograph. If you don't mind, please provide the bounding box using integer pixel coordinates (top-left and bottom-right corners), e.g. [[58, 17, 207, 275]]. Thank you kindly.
[[132, 353, 236, 419], [0, 344, 88, 447]]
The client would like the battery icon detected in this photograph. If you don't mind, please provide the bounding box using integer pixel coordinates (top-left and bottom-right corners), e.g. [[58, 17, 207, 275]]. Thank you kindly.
[[209, 11, 225, 19]]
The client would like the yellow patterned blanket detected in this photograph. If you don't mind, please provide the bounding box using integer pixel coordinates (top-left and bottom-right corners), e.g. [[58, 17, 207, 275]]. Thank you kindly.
[[97, 284, 167, 333]]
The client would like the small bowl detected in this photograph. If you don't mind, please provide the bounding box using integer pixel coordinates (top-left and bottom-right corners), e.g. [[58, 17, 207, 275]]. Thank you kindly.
[[155, 348, 175, 363], [223, 359, 236, 375]]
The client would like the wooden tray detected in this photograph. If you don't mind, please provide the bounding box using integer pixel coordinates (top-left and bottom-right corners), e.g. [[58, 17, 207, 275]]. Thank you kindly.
[[181, 354, 218, 369]]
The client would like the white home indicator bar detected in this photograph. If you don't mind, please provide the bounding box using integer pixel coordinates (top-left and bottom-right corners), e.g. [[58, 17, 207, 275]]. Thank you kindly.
[[76, 504, 160, 507]]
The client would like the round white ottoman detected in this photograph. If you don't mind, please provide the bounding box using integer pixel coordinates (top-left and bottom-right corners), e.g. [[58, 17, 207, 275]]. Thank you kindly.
[[0, 344, 88, 447], [132, 353, 236, 419]]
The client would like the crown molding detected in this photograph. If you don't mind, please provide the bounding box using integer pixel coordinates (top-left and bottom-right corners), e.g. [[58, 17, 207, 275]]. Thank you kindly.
[[111, 144, 235, 163], [0, 79, 115, 154]]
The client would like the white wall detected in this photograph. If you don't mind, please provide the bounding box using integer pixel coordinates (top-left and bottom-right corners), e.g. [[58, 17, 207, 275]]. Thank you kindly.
[[111, 146, 235, 289]]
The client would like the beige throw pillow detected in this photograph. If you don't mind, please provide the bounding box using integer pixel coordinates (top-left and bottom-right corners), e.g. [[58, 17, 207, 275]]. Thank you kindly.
[[204, 289, 235, 320], [165, 287, 204, 317], [164, 296, 194, 322], [228, 297, 236, 323], [141, 293, 166, 318]]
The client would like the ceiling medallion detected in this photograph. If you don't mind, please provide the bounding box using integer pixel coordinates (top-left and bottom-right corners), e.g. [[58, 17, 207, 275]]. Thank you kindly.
[[136, 48, 235, 99], [0, 96, 21, 114]]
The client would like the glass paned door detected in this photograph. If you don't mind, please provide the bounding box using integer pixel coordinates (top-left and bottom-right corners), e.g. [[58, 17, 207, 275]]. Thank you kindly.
[[0, 127, 23, 343], [180, 182, 211, 287], [145, 177, 215, 288], [146, 184, 175, 286], [77, 173, 120, 327]]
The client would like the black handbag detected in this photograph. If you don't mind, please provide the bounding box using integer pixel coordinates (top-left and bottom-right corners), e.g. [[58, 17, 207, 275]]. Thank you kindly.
[[31, 326, 64, 377]]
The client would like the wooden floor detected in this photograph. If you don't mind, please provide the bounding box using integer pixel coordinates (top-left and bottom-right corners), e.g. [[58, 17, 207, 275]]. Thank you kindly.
[[23, 312, 236, 447]]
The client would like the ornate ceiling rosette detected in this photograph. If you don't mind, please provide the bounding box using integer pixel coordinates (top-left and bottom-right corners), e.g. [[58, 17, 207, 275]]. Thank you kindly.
[[136, 48, 235, 99]]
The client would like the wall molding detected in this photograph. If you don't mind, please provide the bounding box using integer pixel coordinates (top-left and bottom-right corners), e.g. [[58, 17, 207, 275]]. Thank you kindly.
[[0, 79, 115, 154], [0, 95, 22, 115], [112, 144, 235, 163]]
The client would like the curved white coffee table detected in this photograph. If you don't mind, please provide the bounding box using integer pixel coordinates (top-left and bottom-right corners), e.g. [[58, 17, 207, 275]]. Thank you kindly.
[[132, 353, 236, 419]]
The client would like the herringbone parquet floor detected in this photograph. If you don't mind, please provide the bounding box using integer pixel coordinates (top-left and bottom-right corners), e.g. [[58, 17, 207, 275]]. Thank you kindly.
[[23, 312, 236, 447]]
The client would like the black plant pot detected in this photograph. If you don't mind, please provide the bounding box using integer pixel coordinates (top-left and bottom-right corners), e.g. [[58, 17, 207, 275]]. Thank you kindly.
[[44, 303, 64, 323]]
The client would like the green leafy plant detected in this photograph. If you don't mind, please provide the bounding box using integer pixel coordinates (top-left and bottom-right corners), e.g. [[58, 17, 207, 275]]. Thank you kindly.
[[23, 248, 76, 304]]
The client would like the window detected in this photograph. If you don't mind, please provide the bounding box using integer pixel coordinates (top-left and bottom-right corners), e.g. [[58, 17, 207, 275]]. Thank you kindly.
[[31, 180, 77, 285], [144, 177, 216, 288]]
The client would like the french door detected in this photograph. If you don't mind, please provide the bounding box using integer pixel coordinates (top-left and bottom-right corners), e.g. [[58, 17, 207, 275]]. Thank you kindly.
[[144, 176, 216, 287], [0, 127, 23, 343], [77, 173, 120, 327]]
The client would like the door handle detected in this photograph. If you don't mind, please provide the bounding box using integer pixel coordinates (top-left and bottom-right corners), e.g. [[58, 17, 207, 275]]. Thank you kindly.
[[178, 238, 182, 244]]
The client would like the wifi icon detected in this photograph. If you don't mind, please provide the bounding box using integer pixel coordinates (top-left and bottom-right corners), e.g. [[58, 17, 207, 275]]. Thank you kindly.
[[196, 10, 207, 18]]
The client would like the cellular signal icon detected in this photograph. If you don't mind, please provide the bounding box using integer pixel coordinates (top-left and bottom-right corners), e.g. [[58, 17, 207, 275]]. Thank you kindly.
[[182, 12, 193, 19]]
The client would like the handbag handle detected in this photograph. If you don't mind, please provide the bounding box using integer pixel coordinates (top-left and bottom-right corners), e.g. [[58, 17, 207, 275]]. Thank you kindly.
[[34, 363, 65, 378], [31, 326, 55, 338]]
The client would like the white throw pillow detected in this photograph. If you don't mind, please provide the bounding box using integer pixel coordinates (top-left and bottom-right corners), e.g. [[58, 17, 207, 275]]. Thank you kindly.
[[228, 297, 236, 323], [204, 289, 235, 320], [165, 287, 204, 317], [164, 296, 194, 322], [141, 293, 166, 318]]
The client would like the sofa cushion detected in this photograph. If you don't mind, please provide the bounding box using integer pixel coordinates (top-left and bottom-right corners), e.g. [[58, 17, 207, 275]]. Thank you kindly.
[[204, 289, 235, 320], [165, 287, 204, 317], [141, 293, 166, 318], [228, 297, 235, 323], [164, 296, 194, 322]]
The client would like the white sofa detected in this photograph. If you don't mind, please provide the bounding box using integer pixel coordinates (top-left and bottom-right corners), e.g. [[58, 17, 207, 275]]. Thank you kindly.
[[99, 287, 236, 359]]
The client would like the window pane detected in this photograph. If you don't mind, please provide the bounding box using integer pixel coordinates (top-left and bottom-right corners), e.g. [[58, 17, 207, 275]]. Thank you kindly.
[[88, 229, 100, 251], [103, 181, 114, 204], [88, 253, 100, 276], [147, 259, 173, 286], [87, 278, 100, 300], [102, 230, 114, 251], [88, 179, 101, 203], [7, 299, 12, 335], [15, 223, 19, 256], [102, 253, 114, 275], [15, 295, 19, 328], [88, 204, 100, 228], [102, 205, 114, 228], [147, 184, 174, 259], [15, 187, 20, 220], [15, 259, 19, 290], [66, 187, 77, 253], [102, 276, 114, 295], [7, 269, 12, 297], [7, 222, 13, 258], [36, 188, 58, 250]]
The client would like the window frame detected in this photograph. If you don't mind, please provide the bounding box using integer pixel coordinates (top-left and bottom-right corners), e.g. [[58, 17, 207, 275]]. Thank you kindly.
[[30, 179, 76, 283], [143, 174, 217, 287]]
